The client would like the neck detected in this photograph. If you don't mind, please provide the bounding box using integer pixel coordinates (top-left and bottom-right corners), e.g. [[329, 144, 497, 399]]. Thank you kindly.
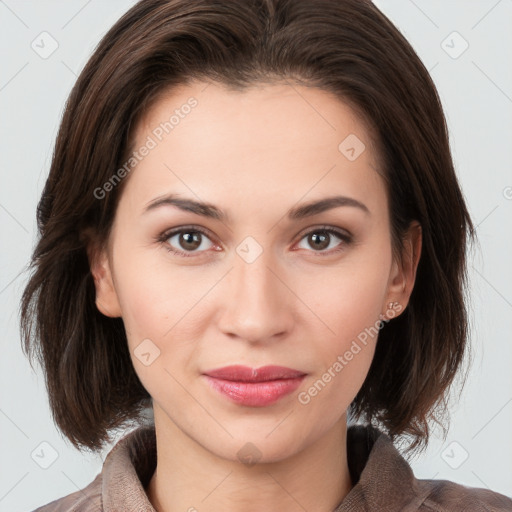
[[146, 405, 353, 512]]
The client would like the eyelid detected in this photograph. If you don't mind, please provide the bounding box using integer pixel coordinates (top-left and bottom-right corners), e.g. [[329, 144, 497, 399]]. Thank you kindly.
[[295, 224, 353, 242]]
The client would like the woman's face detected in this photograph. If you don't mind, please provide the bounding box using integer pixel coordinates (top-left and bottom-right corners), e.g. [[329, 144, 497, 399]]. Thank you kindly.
[[93, 80, 418, 462]]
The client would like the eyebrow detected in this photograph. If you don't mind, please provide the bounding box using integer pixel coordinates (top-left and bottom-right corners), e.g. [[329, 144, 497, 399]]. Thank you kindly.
[[143, 194, 370, 221]]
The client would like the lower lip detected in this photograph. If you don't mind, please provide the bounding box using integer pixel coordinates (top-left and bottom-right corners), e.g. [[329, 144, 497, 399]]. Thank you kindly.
[[203, 375, 306, 407]]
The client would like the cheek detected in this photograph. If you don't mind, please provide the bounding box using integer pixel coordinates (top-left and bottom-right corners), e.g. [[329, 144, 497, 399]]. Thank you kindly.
[[111, 246, 215, 396], [296, 286, 383, 429], [294, 247, 391, 411], [298, 252, 391, 341], [115, 268, 169, 343], [111, 252, 198, 400], [112, 245, 203, 341]]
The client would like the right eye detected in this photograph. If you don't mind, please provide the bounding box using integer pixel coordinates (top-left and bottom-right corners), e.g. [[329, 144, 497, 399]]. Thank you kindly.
[[158, 226, 217, 257]]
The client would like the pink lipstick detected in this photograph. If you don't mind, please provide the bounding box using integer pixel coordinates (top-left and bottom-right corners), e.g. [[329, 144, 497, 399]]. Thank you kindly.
[[202, 365, 306, 407]]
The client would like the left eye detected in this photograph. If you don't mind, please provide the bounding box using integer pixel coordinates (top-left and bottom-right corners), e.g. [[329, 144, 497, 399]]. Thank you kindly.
[[296, 229, 349, 253]]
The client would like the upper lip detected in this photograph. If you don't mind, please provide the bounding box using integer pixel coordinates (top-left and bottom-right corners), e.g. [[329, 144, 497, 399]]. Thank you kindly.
[[203, 365, 307, 382]]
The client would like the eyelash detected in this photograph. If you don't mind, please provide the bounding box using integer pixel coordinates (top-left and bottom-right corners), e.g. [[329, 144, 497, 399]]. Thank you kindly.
[[156, 224, 353, 259]]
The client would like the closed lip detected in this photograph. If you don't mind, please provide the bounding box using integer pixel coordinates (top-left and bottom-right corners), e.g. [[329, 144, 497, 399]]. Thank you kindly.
[[202, 365, 307, 382]]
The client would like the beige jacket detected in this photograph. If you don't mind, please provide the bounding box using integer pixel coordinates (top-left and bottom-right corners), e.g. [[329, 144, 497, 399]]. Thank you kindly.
[[32, 424, 512, 511]]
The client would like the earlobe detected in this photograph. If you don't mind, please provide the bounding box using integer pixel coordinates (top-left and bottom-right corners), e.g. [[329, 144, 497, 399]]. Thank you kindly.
[[88, 243, 122, 318], [383, 221, 422, 319]]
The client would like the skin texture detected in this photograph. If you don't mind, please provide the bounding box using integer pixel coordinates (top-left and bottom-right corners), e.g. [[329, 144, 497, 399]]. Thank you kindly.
[[90, 80, 422, 512]]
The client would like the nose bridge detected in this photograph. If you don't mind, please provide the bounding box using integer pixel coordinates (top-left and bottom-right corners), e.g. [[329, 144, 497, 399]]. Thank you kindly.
[[218, 240, 293, 342]]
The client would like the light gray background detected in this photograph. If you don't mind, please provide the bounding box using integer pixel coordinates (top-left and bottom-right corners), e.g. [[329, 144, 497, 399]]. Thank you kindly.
[[1, 1, 511, 510]]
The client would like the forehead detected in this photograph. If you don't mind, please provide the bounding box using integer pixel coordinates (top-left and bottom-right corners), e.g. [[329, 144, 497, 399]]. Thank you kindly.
[[136, 80, 375, 154], [124, 80, 385, 214]]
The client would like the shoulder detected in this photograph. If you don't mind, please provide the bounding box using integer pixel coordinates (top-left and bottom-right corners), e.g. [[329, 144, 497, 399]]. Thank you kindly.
[[344, 424, 512, 512], [29, 425, 156, 512], [30, 472, 102, 512], [416, 477, 512, 511]]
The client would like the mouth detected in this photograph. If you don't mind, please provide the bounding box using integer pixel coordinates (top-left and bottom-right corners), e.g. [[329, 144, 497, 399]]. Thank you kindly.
[[202, 365, 307, 407]]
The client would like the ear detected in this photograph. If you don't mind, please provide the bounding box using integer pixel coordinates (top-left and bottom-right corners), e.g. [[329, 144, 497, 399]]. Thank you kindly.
[[83, 230, 122, 318], [383, 221, 422, 319]]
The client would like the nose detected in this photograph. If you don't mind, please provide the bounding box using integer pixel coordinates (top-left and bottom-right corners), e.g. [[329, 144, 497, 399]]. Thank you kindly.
[[216, 246, 295, 344]]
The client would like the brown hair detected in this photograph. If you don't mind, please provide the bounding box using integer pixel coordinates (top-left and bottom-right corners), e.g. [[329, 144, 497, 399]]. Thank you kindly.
[[20, 0, 475, 454]]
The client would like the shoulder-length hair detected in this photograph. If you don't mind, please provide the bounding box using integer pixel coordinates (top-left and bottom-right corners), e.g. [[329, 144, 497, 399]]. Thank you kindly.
[[20, 0, 475, 454]]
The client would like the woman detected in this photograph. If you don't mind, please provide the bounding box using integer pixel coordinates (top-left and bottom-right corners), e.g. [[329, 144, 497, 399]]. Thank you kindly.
[[21, 0, 512, 510]]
